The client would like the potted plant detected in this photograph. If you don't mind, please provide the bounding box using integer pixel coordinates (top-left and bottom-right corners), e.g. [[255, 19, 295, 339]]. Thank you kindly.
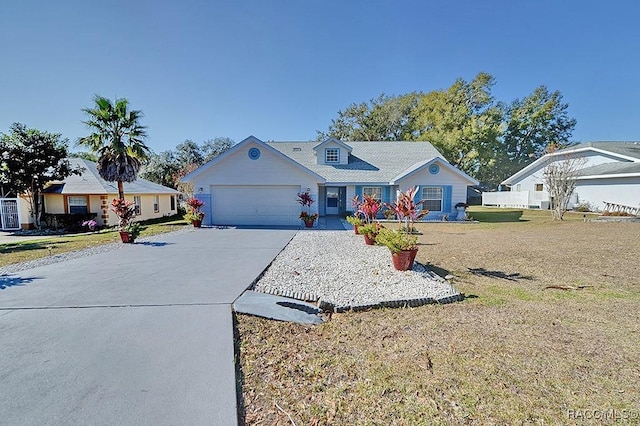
[[184, 197, 205, 227], [124, 222, 143, 242], [346, 196, 364, 233], [346, 214, 364, 234], [111, 198, 137, 243], [297, 189, 318, 228], [357, 194, 383, 243], [379, 186, 428, 270], [184, 210, 205, 227], [359, 222, 382, 245], [375, 227, 419, 270], [299, 211, 319, 228], [455, 202, 469, 221]]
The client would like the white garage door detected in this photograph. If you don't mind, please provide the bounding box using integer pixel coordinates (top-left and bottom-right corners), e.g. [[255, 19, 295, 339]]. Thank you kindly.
[[211, 185, 301, 226]]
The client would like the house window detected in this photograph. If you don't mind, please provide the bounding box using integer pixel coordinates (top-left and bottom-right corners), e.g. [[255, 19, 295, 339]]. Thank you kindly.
[[362, 187, 382, 201], [170, 195, 176, 211], [154, 196, 160, 213], [422, 187, 443, 212], [535, 183, 544, 192], [68, 196, 88, 214], [325, 148, 339, 163], [133, 196, 141, 215]]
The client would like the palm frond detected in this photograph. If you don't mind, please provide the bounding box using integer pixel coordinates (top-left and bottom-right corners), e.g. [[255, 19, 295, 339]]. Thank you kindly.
[[79, 95, 150, 187]]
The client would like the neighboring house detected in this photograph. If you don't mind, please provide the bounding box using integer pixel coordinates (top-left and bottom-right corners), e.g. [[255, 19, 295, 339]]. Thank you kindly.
[[15, 158, 180, 229], [484, 142, 640, 211], [183, 136, 478, 226]]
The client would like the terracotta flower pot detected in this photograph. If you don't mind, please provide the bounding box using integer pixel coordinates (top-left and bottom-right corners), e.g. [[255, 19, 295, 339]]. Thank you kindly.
[[304, 220, 315, 228], [354, 225, 360, 235], [192, 219, 202, 228], [363, 233, 377, 245], [391, 248, 418, 271], [119, 231, 133, 243]]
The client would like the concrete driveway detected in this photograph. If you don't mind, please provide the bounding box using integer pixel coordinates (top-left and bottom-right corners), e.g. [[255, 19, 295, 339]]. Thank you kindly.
[[0, 228, 296, 425]]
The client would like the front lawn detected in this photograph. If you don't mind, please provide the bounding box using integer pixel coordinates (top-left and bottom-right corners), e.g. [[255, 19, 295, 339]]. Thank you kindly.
[[0, 217, 188, 267], [236, 208, 640, 425]]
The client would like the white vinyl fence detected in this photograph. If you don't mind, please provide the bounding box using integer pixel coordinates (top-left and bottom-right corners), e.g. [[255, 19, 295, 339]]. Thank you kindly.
[[482, 191, 551, 209]]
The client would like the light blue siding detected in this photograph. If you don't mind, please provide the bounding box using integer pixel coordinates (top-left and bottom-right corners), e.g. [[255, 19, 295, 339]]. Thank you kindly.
[[195, 193, 212, 226]]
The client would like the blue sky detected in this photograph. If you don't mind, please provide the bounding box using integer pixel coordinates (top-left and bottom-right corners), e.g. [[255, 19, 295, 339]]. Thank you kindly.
[[1, 1, 639, 154]]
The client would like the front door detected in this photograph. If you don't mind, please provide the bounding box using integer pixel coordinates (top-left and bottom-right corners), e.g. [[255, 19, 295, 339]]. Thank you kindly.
[[325, 187, 339, 215]]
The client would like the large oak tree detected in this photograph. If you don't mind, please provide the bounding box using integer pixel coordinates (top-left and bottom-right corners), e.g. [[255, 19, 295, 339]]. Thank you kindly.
[[317, 73, 577, 189]]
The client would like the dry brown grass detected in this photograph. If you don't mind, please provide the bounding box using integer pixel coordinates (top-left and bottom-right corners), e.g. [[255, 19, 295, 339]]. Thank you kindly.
[[236, 209, 640, 425]]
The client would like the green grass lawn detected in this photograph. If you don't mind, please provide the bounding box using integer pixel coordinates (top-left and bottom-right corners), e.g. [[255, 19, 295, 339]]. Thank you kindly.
[[0, 217, 188, 267]]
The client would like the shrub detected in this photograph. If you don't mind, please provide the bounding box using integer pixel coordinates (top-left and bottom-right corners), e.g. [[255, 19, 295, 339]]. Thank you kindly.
[[602, 211, 635, 217], [574, 202, 593, 212], [43, 213, 98, 231]]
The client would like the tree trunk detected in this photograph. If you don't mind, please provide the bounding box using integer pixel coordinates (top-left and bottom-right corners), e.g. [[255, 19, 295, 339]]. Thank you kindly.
[[118, 180, 125, 200]]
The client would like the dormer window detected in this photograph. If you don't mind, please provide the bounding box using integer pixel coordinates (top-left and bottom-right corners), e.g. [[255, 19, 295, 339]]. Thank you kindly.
[[325, 148, 339, 163]]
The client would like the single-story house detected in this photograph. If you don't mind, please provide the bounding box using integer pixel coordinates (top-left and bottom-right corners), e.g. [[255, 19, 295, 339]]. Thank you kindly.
[[14, 157, 180, 229], [182, 136, 478, 226], [484, 142, 640, 211]]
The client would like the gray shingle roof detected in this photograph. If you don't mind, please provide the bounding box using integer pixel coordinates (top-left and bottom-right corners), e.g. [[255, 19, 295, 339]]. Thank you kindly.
[[266, 141, 446, 184], [577, 161, 640, 177], [559, 141, 640, 160], [503, 141, 640, 185], [43, 158, 179, 195]]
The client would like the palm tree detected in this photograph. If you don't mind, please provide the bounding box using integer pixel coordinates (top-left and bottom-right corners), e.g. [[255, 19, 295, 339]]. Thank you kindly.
[[79, 95, 150, 200]]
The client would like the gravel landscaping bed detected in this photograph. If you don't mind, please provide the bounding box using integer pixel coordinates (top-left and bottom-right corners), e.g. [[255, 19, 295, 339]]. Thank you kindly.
[[251, 231, 462, 311]]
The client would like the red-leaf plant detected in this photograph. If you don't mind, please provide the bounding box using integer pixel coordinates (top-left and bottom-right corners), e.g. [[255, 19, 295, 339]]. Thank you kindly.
[[297, 189, 318, 222], [186, 197, 205, 212], [297, 189, 315, 208], [359, 194, 381, 224], [386, 186, 428, 231], [185, 197, 205, 222], [111, 198, 136, 231]]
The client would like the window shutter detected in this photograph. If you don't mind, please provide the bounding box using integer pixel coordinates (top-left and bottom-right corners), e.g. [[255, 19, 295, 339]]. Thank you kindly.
[[443, 185, 453, 212]]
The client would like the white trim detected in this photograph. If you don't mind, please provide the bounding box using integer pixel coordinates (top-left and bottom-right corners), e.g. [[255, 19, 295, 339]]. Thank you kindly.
[[391, 158, 478, 185], [576, 172, 640, 180], [312, 137, 353, 152], [582, 147, 640, 162], [502, 145, 640, 185]]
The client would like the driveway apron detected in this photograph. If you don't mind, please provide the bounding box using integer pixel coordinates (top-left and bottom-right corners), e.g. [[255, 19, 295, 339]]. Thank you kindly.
[[0, 228, 295, 425]]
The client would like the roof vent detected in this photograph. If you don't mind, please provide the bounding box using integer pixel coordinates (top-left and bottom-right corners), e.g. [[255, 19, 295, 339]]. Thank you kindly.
[[293, 147, 302, 152]]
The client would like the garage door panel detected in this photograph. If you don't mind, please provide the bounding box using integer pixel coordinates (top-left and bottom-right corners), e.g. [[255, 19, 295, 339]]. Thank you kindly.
[[211, 185, 301, 226]]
